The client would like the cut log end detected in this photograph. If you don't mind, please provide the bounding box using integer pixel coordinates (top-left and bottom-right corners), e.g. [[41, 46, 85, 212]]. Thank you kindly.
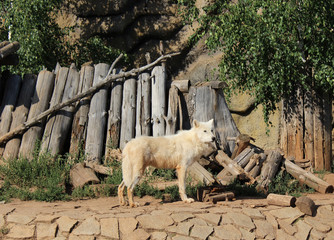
[[295, 196, 316, 216]]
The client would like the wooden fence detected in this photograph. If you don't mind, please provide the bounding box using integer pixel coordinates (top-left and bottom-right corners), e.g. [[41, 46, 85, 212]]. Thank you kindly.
[[0, 56, 239, 164]]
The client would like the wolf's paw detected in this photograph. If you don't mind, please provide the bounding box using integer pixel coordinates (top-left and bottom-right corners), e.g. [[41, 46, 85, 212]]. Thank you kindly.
[[183, 198, 195, 203], [130, 202, 140, 208]]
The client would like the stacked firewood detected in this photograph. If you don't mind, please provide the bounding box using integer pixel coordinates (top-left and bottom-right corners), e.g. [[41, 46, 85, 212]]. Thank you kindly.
[[194, 133, 334, 203], [0, 41, 20, 66]]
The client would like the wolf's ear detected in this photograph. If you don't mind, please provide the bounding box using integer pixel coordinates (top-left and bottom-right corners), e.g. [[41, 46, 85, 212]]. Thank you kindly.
[[208, 119, 214, 125], [193, 119, 199, 128]]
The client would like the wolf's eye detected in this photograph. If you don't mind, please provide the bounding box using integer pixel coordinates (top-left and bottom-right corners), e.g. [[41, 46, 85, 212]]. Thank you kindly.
[[204, 130, 207, 133]]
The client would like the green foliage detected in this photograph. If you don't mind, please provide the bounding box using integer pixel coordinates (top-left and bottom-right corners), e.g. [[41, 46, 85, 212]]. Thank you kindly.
[[0, 0, 68, 73], [268, 169, 315, 197], [178, 0, 334, 123]]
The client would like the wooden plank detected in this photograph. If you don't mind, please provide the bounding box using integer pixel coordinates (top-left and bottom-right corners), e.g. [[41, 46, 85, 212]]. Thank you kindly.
[[294, 87, 304, 160], [3, 74, 37, 159], [119, 78, 137, 149], [69, 65, 94, 155], [188, 161, 216, 185], [323, 92, 332, 171], [19, 70, 55, 158], [165, 85, 179, 135], [280, 99, 288, 155], [304, 90, 314, 167], [46, 64, 80, 155], [85, 63, 110, 162], [151, 66, 166, 137], [105, 69, 123, 154], [313, 96, 324, 170]]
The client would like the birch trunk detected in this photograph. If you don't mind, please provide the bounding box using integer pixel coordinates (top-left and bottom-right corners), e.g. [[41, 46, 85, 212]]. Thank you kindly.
[[19, 70, 55, 159], [3, 74, 37, 159], [85, 63, 110, 163], [119, 78, 136, 149]]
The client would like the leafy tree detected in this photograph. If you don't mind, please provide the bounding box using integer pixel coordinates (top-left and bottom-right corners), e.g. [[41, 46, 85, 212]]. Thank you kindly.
[[0, 0, 68, 73], [179, 0, 334, 123]]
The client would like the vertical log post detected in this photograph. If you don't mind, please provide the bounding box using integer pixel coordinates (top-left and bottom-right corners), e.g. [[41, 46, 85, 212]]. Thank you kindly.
[[19, 70, 55, 159], [69, 64, 94, 155], [119, 78, 136, 149], [85, 63, 110, 163], [105, 69, 123, 158], [3, 74, 37, 159], [165, 85, 179, 135]]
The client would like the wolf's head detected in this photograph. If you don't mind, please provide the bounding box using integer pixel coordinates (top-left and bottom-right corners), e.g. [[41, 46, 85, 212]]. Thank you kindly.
[[192, 119, 217, 155]]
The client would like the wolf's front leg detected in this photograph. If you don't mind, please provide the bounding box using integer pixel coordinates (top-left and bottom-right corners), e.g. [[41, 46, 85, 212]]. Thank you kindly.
[[176, 166, 194, 203]]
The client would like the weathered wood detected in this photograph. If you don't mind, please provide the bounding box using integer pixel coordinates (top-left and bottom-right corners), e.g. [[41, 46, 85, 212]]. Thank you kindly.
[[313, 96, 324, 170], [0, 74, 21, 156], [267, 193, 296, 207], [19, 70, 55, 158], [295, 196, 316, 216], [284, 159, 333, 193], [85, 161, 113, 175], [0, 52, 180, 145], [85, 63, 110, 162], [231, 134, 253, 159], [69, 65, 94, 155], [188, 161, 216, 185], [151, 66, 166, 136], [40, 67, 69, 153], [70, 163, 100, 188], [215, 150, 254, 181], [165, 85, 180, 135], [105, 70, 123, 154], [207, 192, 235, 203], [249, 153, 267, 178], [234, 148, 255, 168], [119, 78, 137, 150], [258, 150, 283, 189], [171, 80, 190, 93], [0, 41, 10, 49], [189, 86, 239, 155], [195, 81, 226, 89], [244, 153, 259, 172], [216, 169, 236, 185], [304, 90, 314, 166], [45, 65, 80, 155], [3, 74, 37, 159], [135, 72, 151, 137], [0, 41, 20, 59], [323, 92, 332, 171]]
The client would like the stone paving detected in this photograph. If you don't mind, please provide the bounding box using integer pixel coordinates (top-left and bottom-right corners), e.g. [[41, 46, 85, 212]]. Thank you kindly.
[[0, 194, 333, 239]]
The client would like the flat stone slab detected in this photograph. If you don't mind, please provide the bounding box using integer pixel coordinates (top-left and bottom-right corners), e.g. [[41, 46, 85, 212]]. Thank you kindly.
[[242, 208, 265, 220], [151, 231, 168, 240], [7, 213, 35, 224], [125, 228, 150, 240], [100, 218, 119, 239], [7, 224, 35, 239], [35, 214, 59, 223], [56, 216, 78, 234], [190, 224, 213, 239], [166, 221, 193, 236], [119, 217, 138, 235], [36, 223, 57, 239], [195, 213, 221, 225], [170, 213, 194, 223], [253, 219, 275, 239], [214, 225, 242, 239], [137, 214, 174, 230], [294, 220, 312, 240], [268, 207, 304, 219], [225, 212, 255, 231], [72, 216, 100, 236]]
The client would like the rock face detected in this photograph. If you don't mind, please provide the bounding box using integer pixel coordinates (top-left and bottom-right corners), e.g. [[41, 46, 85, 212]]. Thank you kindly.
[[57, 0, 280, 149]]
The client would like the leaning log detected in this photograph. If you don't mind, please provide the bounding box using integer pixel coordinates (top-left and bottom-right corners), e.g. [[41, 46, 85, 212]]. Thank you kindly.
[[19, 70, 55, 158], [85, 63, 110, 162], [105, 69, 123, 155], [188, 161, 216, 185], [284, 159, 333, 193], [3, 74, 37, 159], [257, 150, 283, 189], [231, 134, 253, 159], [0, 41, 20, 59], [69, 64, 94, 155], [249, 153, 267, 178], [119, 78, 137, 149], [234, 148, 255, 168]]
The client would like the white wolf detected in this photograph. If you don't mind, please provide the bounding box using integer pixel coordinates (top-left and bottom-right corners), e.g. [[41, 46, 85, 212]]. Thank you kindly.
[[118, 119, 217, 207]]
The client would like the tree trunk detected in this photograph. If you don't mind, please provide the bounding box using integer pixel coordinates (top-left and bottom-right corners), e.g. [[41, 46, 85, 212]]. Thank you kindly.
[[119, 78, 137, 149], [231, 134, 253, 159], [19, 70, 55, 159], [69, 65, 94, 155], [3, 74, 37, 159], [189, 83, 239, 155], [105, 70, 123, 157], [284, 159, 333, 193], [151, 66, 166, 137], [85, 63, 110, 163], [304, 90, 314, 166]]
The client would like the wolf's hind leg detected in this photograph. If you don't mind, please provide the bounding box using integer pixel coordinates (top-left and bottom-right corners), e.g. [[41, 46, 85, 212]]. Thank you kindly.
[[128, 173, 142, 208]]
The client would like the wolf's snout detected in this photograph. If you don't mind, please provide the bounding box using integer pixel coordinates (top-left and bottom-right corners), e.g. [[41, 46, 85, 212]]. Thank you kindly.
[[212, 136, 216, 142]]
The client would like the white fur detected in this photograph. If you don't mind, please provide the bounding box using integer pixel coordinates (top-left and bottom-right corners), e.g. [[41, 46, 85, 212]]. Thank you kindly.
[[118, 119, 217, 207]]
